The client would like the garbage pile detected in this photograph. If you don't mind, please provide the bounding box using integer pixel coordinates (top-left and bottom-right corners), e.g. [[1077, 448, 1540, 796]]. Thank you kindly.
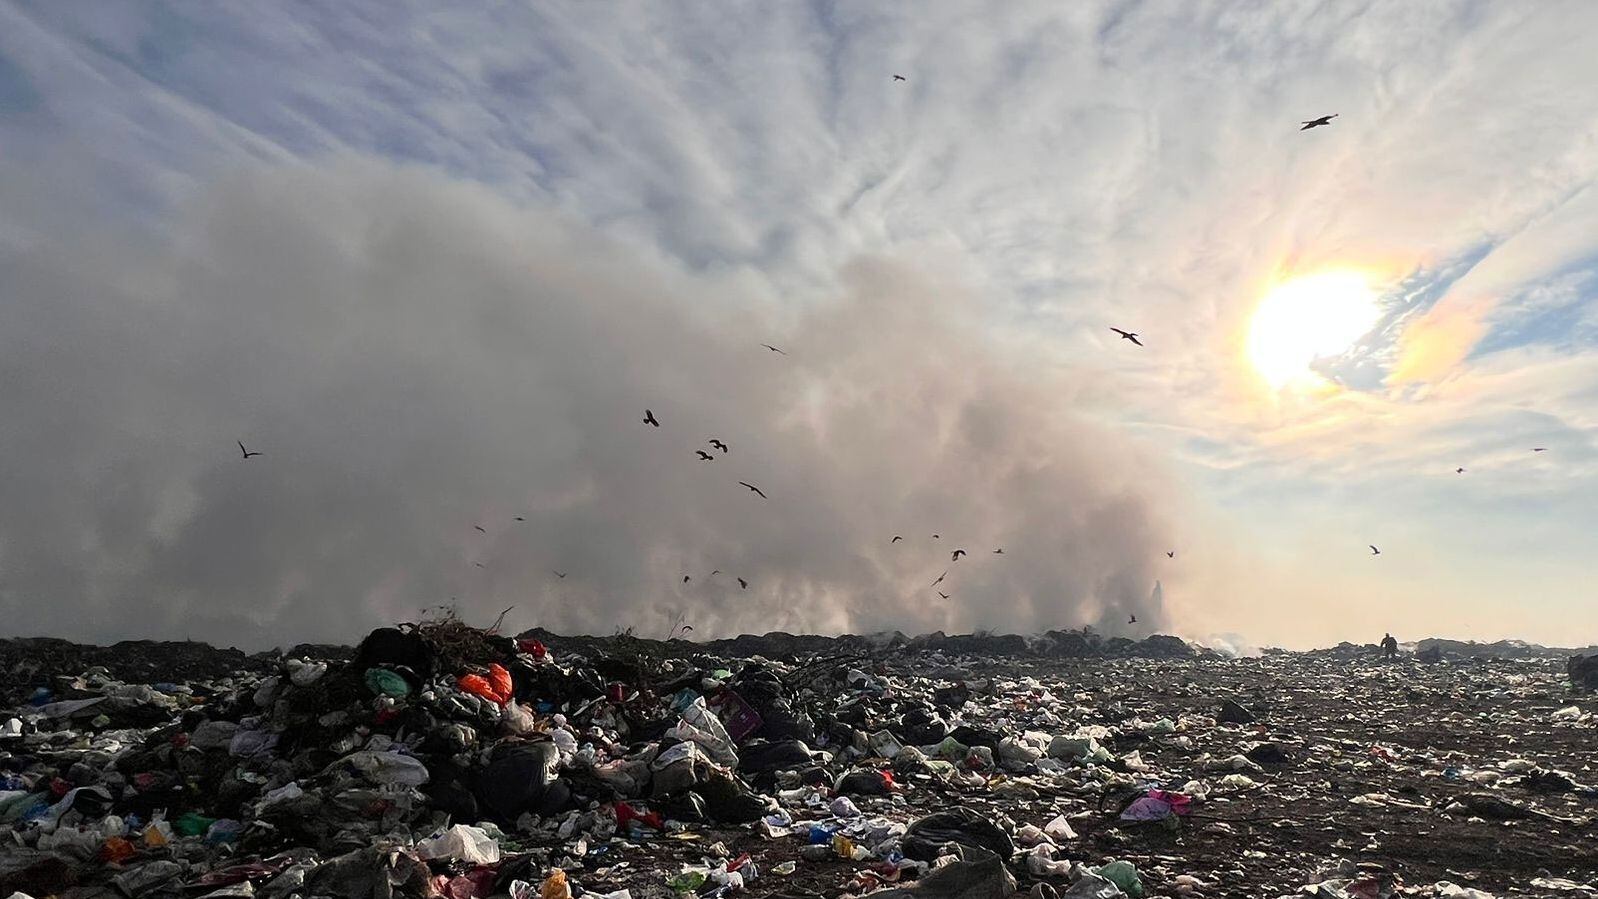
[[2, 621, 1596, 898]]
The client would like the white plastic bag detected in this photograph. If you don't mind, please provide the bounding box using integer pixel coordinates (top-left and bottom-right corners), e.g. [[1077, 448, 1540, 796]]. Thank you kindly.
[[1043, 814, 1077, 840], [416, 823, 501, 864], [666, 698, 737, 766]]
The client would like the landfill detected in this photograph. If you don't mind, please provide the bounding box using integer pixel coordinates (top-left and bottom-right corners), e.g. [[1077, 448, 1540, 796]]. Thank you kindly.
[[3, 621, 1596, 898]]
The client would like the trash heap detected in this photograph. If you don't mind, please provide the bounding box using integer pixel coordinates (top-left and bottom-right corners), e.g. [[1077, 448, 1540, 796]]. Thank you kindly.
[[2, 623, 1596, 898]]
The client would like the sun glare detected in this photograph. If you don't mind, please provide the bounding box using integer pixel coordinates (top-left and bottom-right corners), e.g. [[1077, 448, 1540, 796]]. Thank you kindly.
[[1248, 271, 1380, 388]]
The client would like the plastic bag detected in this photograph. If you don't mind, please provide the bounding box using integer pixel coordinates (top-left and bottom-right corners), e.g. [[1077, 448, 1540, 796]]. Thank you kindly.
[[1092, 860, 1144, 898], [502, 701, 536, 735], [1044, 814, 1077, 840], [175, 811, 217, 836], [417, 824, 501, 864], [338, 750, 430, 786], [364, 667, 412, 698], [540, 869, 571, 899], [458, 664, 513, 704], [666, 697, 738, 766], [286, 658, 328, 687], [1026, 844, 1073, 877]]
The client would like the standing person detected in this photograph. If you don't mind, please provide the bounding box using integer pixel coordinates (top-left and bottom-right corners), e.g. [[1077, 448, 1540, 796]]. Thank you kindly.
[[1381, 633, 1398, 659]]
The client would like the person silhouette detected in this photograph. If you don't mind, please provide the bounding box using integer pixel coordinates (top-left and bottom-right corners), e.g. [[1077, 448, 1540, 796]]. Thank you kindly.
[[1381, 633, 1398, 659]]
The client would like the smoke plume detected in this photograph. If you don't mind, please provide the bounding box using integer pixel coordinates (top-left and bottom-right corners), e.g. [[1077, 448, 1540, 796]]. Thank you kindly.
[[0, 160, 1175, 648]]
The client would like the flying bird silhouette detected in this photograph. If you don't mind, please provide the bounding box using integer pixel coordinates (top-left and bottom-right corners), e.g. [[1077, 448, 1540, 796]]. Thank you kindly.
[[1369, 545, 1381, 555], [932, 534, 940, 540], [1110, 328, 1143, 347], [696, 450, 714, 461], [1129, 614, 1138, 624], [931, 571, 947, 587], [710, 570, 720, 577], [474, 526, 486, 534], [1166, 551, 1175, 558], [951, 549, 966, 561], [1456, 468, 1465, 474], [709, 439, 728, 453], [474, 562, 486, 568], [738, 577, 748, 589], [992, 548, 1004, 554], [738, 481, 767, 499], [1532, 447, 1548, 452], [643, 409, 660, 427], [937, 591, 950, 600], [893, 75, 906, 81], [760, 344, 788, 356], [891, 536, 903, 543], [237, 441, 262, 459], [514, 516, 526, 521], [1300, 114, 1338, 130], [683, 575, 691, 583], [553, 571, 567, 579]]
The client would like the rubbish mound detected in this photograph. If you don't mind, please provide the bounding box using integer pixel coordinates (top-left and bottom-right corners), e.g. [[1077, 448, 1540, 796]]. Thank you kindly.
[[2, 618, 1596, 898]]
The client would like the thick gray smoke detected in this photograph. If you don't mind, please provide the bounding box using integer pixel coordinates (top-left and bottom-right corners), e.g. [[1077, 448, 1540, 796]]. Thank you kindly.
[[0, 160, 1174, 648]]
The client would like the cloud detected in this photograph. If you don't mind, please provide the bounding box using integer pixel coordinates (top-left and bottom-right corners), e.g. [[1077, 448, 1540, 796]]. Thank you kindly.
[[1390, 296, 1492, 385], [0, 159, 1176, 648]]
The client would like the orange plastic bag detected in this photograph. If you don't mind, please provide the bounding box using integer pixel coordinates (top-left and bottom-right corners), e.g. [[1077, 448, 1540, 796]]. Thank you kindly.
[[540, 869, 570, 899], [99, 835, 136, 863], [457, 663, 513, 704], [488, 663, 512, 700]]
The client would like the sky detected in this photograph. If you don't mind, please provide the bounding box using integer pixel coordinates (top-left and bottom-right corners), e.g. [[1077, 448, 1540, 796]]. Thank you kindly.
[[1, 1, 1595, 651]]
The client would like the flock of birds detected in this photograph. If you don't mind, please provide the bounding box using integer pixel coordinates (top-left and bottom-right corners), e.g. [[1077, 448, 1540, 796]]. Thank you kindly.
[[226, 84, 1558, 634]]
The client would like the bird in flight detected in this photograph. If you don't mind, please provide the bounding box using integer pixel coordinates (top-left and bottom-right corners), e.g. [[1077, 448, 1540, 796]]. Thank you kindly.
[[553, 571, 567, 579], [514, 516, 526, 521], [760, 344, 788, 356], [709, 439, 728, 453], [710, 570, 720, 577], [738, 481, 767, 499], [644, 409, 660, 427], [474, 562, 486, 568], [891, 536, 903, 543], [951, 549, 966, 561], [1532, 447, 1548, 452], [1369, 545, 1381, 555], [893, 75, 906, 82], [931, 571, 947, 587], [738, 577, 748, 589], [992, 548, 1004, 554], [932, 534, 940, 540], [237, 441, 262, 460], [937, 591, 950, 600], [1300, 114, 1338, 130], [1166, 551, 1175, 558], [696, 450, 714, 461], [1128, 613, 1138, 624], [1110, 328, 1143, 347], [682, 575, 691, 583], [474, 526, 487, 534], [1455, 468, 1465, 474]]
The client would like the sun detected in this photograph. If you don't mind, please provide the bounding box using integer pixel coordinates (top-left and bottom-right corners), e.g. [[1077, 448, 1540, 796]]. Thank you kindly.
[[1248, 271, 1381, 388]]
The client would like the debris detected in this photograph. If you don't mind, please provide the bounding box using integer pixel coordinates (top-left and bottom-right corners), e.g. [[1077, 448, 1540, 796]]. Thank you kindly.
[[901, 807, 1015, 861], [1217, 698, 1257, 724], [2, 624, 1595, 897]]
